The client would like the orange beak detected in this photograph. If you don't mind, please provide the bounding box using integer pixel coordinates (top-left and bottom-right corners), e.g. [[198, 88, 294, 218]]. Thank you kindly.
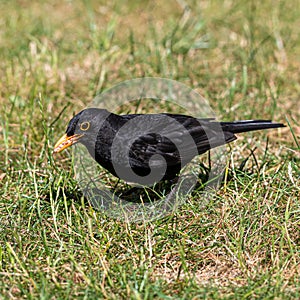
[[53, 133, 83, 153]]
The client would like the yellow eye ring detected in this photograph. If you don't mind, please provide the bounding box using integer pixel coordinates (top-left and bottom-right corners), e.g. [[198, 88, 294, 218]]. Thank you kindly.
[[80, 122, 90, 131]]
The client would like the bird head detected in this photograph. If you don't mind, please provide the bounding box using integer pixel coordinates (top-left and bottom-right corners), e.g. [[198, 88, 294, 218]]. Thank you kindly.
[[53, 108, 110, 153]]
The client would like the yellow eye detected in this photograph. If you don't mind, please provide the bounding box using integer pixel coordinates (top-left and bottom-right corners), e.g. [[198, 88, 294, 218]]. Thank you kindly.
[[80, 122, 90, 131]]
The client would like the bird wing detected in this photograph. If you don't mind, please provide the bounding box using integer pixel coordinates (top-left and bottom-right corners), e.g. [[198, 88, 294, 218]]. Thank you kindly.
[[116, 114, 236, 168]]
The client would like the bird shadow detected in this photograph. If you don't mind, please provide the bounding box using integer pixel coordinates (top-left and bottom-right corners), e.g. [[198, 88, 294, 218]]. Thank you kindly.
[[80, 150, 261, 207], [47, 150, 260, 209], [82, 162, 213, 206]]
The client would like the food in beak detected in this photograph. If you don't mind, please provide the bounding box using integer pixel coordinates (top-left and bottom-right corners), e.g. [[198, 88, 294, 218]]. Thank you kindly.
[[53, 134, 83, 153]]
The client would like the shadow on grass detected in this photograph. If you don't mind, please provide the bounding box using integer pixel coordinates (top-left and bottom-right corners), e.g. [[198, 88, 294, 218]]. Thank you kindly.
[[47, 148, 263, 210]]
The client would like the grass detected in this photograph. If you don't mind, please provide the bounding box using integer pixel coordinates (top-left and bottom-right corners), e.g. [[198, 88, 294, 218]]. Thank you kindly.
[[0, 0, 299, 299]]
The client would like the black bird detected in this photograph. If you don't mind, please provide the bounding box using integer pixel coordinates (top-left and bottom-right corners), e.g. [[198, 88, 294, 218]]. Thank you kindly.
[[54, 108, 284, 185]]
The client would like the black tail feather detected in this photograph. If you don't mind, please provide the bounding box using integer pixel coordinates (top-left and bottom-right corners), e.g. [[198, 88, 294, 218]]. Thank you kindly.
[[220, 120, 285, 134]]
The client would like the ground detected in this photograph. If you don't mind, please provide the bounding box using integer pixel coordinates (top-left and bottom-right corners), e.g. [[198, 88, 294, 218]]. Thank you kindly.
[[0, 0, 299, 299]]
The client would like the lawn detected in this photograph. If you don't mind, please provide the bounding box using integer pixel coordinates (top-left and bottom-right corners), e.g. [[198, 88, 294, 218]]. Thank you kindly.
[[0, 0, 299, 299]]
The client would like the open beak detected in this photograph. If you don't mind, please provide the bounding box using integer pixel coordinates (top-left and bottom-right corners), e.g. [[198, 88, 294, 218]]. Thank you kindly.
[[53, 133, 83, 153]]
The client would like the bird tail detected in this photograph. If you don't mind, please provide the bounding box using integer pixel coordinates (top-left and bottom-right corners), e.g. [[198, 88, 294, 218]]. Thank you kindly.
[[220, 120, 285, 134]]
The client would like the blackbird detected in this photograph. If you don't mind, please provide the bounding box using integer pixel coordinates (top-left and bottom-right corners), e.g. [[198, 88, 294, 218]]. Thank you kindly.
[[53, 108, 284, 185]]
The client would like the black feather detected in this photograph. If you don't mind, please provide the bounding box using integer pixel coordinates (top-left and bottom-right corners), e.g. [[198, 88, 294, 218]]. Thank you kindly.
[[61, 108, 285, 185]]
